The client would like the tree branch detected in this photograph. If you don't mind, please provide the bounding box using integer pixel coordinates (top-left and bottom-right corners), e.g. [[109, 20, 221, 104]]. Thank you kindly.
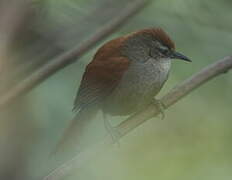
[[118, 56, 232, 135], [0, 0, 149, 110], [42, 56, 232, 180]]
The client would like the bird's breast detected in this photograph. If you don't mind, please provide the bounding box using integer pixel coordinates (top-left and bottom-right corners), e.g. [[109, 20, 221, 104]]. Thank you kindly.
[[103, 58, 171, 116]]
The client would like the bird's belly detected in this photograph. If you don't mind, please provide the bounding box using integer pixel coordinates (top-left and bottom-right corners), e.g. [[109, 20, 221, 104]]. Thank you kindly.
[[103, 59, 171, 116]]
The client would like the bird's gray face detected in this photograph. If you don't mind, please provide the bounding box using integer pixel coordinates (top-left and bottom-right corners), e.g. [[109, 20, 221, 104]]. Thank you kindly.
[[149, 39, 191, 62], [121, 33, 191, 63]]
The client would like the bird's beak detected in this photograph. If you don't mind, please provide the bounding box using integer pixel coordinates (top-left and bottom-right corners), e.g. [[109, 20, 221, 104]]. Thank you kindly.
[[171, 51, 191, 62]]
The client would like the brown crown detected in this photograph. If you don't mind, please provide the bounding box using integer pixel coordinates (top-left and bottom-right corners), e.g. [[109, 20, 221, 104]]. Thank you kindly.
[[131, 27, 175, 50]]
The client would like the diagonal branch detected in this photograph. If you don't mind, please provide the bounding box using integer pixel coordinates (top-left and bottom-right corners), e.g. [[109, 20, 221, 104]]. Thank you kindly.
[[0, 0, 149, 110], [42, 56, 232, 180], [118, 56, 232, 135]]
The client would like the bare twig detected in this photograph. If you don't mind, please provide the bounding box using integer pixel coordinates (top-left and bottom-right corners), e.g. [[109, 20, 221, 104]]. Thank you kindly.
[[0, 0, 149, 110], [42, 56, 232, 180]]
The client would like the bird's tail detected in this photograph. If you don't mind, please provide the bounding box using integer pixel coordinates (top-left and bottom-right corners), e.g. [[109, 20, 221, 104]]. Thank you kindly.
[[52, 107, 98, 155]]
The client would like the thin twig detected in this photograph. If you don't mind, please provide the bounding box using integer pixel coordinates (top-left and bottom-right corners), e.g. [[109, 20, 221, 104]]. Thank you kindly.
[[0, 0, 149, 110], [42, 56, 232, 180]]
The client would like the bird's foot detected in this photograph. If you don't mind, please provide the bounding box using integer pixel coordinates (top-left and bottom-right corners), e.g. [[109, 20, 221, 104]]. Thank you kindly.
[[103, 115, 121, 146], [152, 99, 166, 119]]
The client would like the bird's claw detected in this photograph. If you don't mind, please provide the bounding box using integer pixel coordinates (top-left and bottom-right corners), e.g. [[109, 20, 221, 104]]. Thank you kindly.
[[103, 115, 121, 146], [152, 99, 166, 120]]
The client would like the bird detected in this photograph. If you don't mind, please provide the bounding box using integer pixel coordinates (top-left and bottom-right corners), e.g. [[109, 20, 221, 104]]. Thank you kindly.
[[53, 27, 191, 153]]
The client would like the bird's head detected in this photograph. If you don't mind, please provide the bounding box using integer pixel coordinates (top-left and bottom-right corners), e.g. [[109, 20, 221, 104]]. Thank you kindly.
[[121, 28, 191, 63]]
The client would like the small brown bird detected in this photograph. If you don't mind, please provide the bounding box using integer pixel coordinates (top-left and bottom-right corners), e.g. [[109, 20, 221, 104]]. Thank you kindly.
[[54, 27, 191, 153]]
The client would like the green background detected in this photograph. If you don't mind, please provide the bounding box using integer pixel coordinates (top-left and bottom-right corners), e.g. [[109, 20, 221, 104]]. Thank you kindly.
[[5, 0, 232, 179]]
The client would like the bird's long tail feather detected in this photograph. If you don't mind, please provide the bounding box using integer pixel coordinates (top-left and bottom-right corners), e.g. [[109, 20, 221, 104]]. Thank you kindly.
[[52, 107, 98, 155]]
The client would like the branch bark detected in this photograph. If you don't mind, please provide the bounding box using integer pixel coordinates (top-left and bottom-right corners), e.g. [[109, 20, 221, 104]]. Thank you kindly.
[[42, 56, 232, 180], [0, 0, 149, 110]]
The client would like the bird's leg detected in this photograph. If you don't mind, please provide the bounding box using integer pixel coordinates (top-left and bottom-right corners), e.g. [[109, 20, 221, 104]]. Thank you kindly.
[[103, 113, 121, 146], [152, 98, 166, 119]]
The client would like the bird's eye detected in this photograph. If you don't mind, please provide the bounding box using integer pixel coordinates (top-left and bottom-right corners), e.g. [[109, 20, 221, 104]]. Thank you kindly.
[[159, 48, 169, 54]]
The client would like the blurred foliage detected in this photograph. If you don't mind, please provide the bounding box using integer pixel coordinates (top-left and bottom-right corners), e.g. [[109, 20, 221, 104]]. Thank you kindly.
[[1, 0, 232, 179]]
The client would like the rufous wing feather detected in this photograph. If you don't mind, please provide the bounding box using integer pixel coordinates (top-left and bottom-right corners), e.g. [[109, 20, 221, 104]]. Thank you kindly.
[[73, 37, 130, 111]]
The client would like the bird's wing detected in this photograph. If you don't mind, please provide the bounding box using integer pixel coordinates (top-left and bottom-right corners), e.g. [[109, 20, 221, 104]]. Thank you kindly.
[[73, 36, 130, 111], [73, 56, 130, 111]]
